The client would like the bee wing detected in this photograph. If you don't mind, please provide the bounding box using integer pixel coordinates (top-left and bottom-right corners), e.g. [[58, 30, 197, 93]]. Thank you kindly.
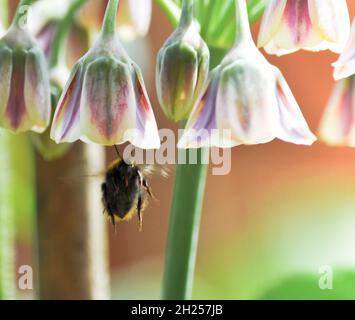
[[58, 165, 106, 184], [139, 164, 172, 179]]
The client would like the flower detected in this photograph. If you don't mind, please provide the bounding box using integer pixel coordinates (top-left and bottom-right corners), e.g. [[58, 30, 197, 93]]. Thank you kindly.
[[318, 76, 355, 146], [78, 0, 152, 41], [178, 0, 316, 149], [50, 32, 160, 149], [333, 19, 355, 81], [257, 0, 350, 56], [156, 0, 209, 122], [0, 23, 51, 133]]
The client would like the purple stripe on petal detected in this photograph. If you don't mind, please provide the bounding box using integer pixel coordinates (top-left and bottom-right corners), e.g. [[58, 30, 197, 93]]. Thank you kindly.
[[57, 67, 84, 140], [193, 76, 219, 132], [285, 0, 311, 44], [134, 70, 151, 133], [84, 58, 129, 140], [6, 50, 26, 131]]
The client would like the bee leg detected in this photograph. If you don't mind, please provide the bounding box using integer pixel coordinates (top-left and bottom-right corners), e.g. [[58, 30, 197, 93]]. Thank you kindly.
[[143, 179, 156, 201], [109, 213, 117, 234], [137, 194, 143, 232]]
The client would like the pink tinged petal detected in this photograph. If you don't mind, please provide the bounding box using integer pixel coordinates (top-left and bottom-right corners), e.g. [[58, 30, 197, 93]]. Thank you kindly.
[[131, 66, 160, 149], [3, 50, 29, 133], [216, 62, 280, 146], [80, 59, 160, 149], [333, 20, 355, 80], [178, 74, 219, 149], [258, 0, 287, 48], [260, 0, 350, 55], [319, 77, 355, 146], [24, 48, 51, 133], [81, 57, 134, 145], [0, 47, 12, 122], [309, 0, 350, 53], [274, 68, 317, 145], [51, 63, 84, 143], [285, 0, 312, 45], [265, 0, 313, 55]]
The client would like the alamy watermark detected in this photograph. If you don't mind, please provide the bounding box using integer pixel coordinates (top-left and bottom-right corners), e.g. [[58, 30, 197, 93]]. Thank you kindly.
[[18, 265, 33, 291], [122, 129, 233, 176], [318, 265, 333, 290]]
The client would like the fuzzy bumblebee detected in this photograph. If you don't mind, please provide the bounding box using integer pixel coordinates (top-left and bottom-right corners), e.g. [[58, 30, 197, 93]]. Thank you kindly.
[[101, 147, 153, 231]]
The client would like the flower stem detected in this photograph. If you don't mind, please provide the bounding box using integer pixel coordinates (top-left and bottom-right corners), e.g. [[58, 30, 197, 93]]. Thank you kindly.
[[179, 0, 194, 28], [234, 0, 253, 44], [154, 0, 181, 27], [162, 147, 208, 299], [101, 0, 120, 36], [0, 131, 16, 300], [12, 0, 34, 28], [49, 0, 87, 68]]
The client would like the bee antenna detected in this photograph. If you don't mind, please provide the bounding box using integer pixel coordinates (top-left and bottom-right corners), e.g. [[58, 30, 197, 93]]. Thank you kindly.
[[114, 145, 121, 159]]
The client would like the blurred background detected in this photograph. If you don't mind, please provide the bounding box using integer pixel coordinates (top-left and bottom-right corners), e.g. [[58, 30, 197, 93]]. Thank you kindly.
[[6, 0, 355, 300]]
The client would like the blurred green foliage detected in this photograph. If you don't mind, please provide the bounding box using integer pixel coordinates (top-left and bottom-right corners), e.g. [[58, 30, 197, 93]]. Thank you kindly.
[[6, 132, 36, 242], [112, 172, 355, 300]]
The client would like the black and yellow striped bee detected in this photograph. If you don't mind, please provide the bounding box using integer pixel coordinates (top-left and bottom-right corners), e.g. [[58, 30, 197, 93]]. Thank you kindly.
[[101, 146, 155, 231]]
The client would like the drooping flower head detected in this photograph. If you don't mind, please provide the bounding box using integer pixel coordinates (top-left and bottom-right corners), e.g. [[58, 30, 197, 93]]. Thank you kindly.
[[319, 76, 355, 147], [178, 0, 316, 149], [333, 19, 355, 81], [156, 0, 209, 122], [258, 0, 350, 56], [51, 0, 160, 149], [0, 3, 51, 134]]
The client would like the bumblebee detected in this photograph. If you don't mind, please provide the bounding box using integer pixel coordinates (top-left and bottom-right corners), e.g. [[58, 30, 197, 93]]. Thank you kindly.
[[101, 146, 154, 231]]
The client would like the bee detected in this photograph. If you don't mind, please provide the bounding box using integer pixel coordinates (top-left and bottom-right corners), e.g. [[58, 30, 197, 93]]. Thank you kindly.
[[101, 146, 155, 231]]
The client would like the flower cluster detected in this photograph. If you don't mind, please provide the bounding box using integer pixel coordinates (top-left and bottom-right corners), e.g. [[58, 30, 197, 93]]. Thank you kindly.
[[1, 0, 354, 152]]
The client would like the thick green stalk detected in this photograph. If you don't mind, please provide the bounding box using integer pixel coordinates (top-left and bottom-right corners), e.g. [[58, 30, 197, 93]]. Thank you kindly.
[[49, 0, 87, 68], [101, 0, 120, 36], [162, 148, 208, 299], [0, 131, 16, 300]]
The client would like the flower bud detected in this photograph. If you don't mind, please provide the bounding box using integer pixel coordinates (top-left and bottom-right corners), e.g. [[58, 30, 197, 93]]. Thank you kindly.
[[51, 33, 160, 149], [258, 0, 350, 56], [0, 24, 51, 133], [156, 1, 210, 122]]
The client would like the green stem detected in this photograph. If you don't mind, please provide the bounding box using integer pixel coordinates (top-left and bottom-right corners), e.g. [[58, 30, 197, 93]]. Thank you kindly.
[[154, 0, 181, 27], [179, 0, 194, 28], [162, 147, 208, 299], [11, 0, 34, 28], [101, 0, 120, 36], [234, 0, 253, 44], [0, 131, 16, 300], [49, 0, 87, 68]]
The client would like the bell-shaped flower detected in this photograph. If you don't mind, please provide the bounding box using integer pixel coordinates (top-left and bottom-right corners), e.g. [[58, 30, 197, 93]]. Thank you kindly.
[[0, 15, 51, 133], [257, 0, 350, 56], [333, 19, 355, 81], [178, 0, 316, 149], [318, 76, 355, 146], [51, 3, 160, 149], [156, 0, 209, 122], [78, 0, 152, 41]]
